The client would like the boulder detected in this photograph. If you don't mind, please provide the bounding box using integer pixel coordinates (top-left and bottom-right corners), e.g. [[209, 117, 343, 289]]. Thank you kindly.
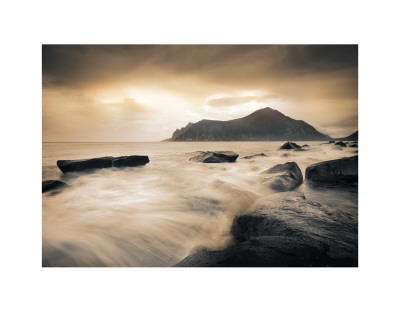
[[334, 141, 347, 147], [189, 151, 238, 163], [241, 153, 267, 159], [260, 162, 303, 191], [42, 180, 67, 193], [305, 156, 358, 184], [57, 155, 149, 173], [279, 142, 302, 150], [112, 155, 150, 167], [176, 192, 357, 267]]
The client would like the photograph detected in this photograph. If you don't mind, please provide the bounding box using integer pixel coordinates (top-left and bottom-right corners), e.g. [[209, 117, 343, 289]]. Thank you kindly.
[[42, 44, 358, 267]]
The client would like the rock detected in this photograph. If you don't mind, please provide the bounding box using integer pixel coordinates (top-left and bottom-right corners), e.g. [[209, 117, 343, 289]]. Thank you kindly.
[[279, 142, 302, 150], [329, 141, 335, 144], [42, 180, 67, 193], [349, 143, 358, 148], [301, 144, 310, 148], [305, 156, 358, 184], [260, 162, 303, 191], [334, 141, 347, 147], [189, 151, 238, 163], [241, 153, 267, 159], [57, 155, 149, 173], [176, 192, 357, 267], [112, 155, 150, 167]]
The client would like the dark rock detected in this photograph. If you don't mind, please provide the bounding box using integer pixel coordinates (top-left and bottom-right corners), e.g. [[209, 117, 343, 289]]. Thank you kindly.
[[305, 156, 358, 184], [241, 153, 267, 159], [261, 162, 303, 191], [279, 142, 302, 150], [175, 192, 357, 267], [57, 155, 149, 173], [301, 144, 310, 148], [349, 143, 358, 148], [112, 155, 150, 167], [329, 141, 335, 144], [42, 180, 67, 193], [334, 141, 347, 147], [189, 151, 238, 163]]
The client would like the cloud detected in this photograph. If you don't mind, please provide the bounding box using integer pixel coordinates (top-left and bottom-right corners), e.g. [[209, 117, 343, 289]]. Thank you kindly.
[[207, 94, 278, 107]]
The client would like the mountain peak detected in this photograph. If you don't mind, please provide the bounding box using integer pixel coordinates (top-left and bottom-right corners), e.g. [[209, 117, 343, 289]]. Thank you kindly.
[[165, 107, 331, 141]]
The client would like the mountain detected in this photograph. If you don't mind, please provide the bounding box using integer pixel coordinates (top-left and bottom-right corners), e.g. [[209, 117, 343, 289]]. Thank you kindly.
[[165, 107, 332, 141], [334, 131, 358, 141]]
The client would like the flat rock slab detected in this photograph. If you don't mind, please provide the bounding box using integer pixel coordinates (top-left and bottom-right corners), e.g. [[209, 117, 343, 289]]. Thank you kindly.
[[42, 180, 68, 193], [57, 155, 149, 173], [260, 162, 303, 191], [241, 153, 267, 159], [189, 151, 238, 163], [305, 155, 358, 184], [279, 142, 302, 150], [176, 192, 357, 267]]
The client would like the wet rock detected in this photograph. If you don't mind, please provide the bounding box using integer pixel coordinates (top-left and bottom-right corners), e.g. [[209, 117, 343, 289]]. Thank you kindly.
[[349, 143, 358, 148], [305, 156, 358, 184], [241, 153, 267, 159], [42, 180, 67, 193], [176, 192, 357, 267], [261, 162, 303, 191], [57, 155, 149, 173], [334, 141, 347, 147], [329, 141, 335, 144], [112, 155, 150, 167], [189, 151, 238, 163], [279, 142, 302, 150]]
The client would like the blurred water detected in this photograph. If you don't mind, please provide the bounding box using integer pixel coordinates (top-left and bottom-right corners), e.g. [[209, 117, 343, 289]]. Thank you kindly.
[[42, 141, 358, 267]]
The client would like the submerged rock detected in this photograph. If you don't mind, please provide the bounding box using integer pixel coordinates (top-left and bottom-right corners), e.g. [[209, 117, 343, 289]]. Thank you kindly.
[[57, 155, 149, 173], [279, 142, 302, 150], [261, 162, 303, 191], [189, 151, 238, 163], [42, 180, 67, 193], [176, 192, 357, 267], [334, 141, 347, 147], [305, 156, 358, 184], [241, 153, 267, 159]]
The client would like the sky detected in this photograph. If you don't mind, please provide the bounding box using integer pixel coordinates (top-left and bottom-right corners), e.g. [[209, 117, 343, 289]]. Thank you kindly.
[[42, 45, 358, 142]]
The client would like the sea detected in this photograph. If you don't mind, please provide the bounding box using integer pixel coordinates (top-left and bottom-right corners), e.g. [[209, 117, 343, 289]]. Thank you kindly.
[[42, 141, 358, 267]]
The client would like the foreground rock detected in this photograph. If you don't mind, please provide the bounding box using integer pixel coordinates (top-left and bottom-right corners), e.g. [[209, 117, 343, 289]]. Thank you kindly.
[[305, 156, 358, 184], [176, 192, 357, 267], [279, 142, 302, 150], [57, 155, 149, 173], [189, 151, 238, 163], [42, 180, 67, 193], [334, 141, 347, 147], [261, 162, 303, 191]]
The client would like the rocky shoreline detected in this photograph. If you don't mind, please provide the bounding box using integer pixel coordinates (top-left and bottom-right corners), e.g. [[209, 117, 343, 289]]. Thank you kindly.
[[42, 143, 358, 267]]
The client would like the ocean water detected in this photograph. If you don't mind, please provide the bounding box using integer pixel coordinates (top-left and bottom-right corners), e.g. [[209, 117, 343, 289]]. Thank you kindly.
[[42, 141, 358, 267]]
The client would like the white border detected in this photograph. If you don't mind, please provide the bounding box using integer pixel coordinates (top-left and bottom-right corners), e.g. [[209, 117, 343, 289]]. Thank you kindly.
[[2, 1, 400, 320]]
